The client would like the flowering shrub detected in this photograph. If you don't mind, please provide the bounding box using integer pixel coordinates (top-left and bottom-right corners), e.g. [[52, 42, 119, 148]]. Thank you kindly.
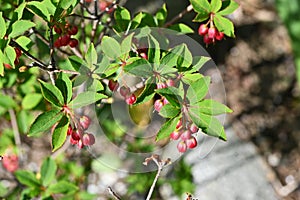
[[0, 0, 238, 198]]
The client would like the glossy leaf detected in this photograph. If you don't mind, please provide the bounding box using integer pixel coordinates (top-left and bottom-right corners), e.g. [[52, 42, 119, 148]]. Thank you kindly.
[[16, 36, 32, 51], [0, 12, 6, 39], [123, 58, 153, 77], [156, 87, 182, 107], [101, 36, 121, 59], [211, 0, 222, 13], [15, 170, 40, 188], [28, 110, 63, 137], [14, 3, 26, 20], [218, 0, 239, 15], [159, 104, 180, 118], [56, 73, 73, 103], [41, 157, 57, 186], [135, 78, 156, 104], [22, 93, 43, 110], [192, 56, 210, 72], [131, 12, 143, 29], [121, 33, 134, 55], [69, 91, 107, 109], [114, 6, 131, 32], [4, 46, 16, 67], [190, 0, 211, 14], [52, 115, 69, 152], [156, 4, 167, 26], [193, 12, 209, 22], [214, 14, 235, 37], [188, 111, 227, 140], [156, 115, 181, 141], [186, 76, 210, 104], [196, 99, 233, 115], [168, 23, 194, 34], [148, 35, 160, 64], [85, 43, 97, 70], [27, 1, 50, 21], [10, 20, 35, 38], [39, 80, 64, 107]]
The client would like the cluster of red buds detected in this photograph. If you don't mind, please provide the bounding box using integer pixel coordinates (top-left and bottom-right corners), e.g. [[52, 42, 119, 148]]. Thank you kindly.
[[108, 80, 137, 105], [1, 154, 19, 172], [170, 119, 199, 153], [53, 22, 78, 48], [154, 79, 175, 112], [3, 47, 22, 69], [67, 115, 95, 148], [198, 24, 224, 45]]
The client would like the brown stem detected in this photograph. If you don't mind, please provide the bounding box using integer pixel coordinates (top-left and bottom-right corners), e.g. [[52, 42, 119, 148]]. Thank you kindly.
[[107, 187, 122, 200], [163, 4, 193, 28]]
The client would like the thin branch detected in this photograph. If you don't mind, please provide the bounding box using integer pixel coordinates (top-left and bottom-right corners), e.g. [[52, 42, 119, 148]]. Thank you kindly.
[[9, 40, 48, 69], [163, 4, 194, 28], [107, 187, 122, 200], [8, 109, 22, 159], [143, 155, 171, 200]]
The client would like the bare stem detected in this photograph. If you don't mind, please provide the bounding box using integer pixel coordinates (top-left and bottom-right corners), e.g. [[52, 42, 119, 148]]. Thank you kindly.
[[163, 4, 194, 28], [146, 165, 163, 200], [107, 187, 122, 200], [8, 109, 22, 156]]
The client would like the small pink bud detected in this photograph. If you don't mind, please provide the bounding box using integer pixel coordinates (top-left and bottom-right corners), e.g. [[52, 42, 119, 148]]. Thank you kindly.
[[198, 24, 208, 36], [186, 137, 197, 149], [82, 133, 95, 146], [70, 136, 78, 145], [189, 123, 199, 133], [80, 115, 91, 130], [108, 80, 119, 91], [170, 130, 181, 140], [154, 99, 164, 112], [71, 129, 81, 141], [180, 130, 192, 141], [156, 82, 167, 89], [166, 79, 175, 87], [177, 141, 187, 153], [208, 27, 217, 39], [176, 119, 182, 129], [125, 94, 136, 105], [77, 140, 84, 149], [67, 125, 73, 135]]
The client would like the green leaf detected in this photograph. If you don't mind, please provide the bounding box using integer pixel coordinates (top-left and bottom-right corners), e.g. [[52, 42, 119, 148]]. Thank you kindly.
[[27, 1, 50, 22], [47, 180, 78, 194], [159, 104, 180, 118], [15, 170, 40, 188], [211, 0, 222, 13], [139, 12, 157, 27], [41, 157, 57, 186], [0, 51, 4, 76], [168, 23, 194, 34], [160, 44, 192, 69], [193, 12, 210, 22], [69, 91, 107, 109], [114, 6, 131, 32], [17, 110, 32, 134], [123, 58, 153, 77], [10, 20, 35, 38], [94, 55, 110, 74], [85, 43, 97, 69], [186, 76, 210, 105], [148, 35, 160, 64], [0, 12, 6, 39], [22, 93, 43, 110], [0, 94, 16, 109], [155, 4, 167, 26], [190, 0, 211, 14], [4, 46, 16, 67], [39, 80, 64, 107], [177, 44, 193, 68], [135, 79, 156, 104], [52, 115, 69, 152], [218, 0, 239, 15], [192, 56, 210, 72], [121, 33, 134, 55], [56, 73, 73, 103], [213, 14, 235, 37], [196, 99, 233, 115], [182, 73, 203, 85], [16, 36, 32, 51], [101, 36, 121, 59], [156, 115, 181, 141], [68, 55, 84, 71], [188, 111, 227, 140], [28, 110, 63, 137], [156, 87, 182, 107], [131, 12, 143, 29], [14, 3, 26, 21]]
